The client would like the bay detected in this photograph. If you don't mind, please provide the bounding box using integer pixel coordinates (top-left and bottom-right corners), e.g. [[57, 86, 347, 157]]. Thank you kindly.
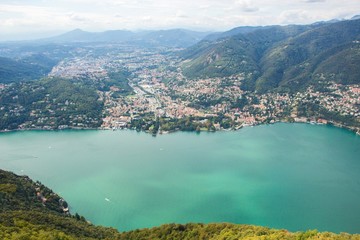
[[0, 123, 359, 233]]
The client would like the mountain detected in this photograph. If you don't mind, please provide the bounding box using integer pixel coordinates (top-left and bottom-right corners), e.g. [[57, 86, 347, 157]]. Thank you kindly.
[[0, 54, 57, 83], [134, 29, 210, 47], [1, 169, 358, 239], [203, 26, 272, 42], [46, 28, 94, 42], [180, 24, 315, 90], [45, 28, 134, 43], [257, 19, 360, 92], [40, 28, 209, 47], [181, 19, 360, 92]]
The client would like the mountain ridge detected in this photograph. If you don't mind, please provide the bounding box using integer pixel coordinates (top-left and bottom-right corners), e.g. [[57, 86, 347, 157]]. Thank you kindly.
[[180, 18, 360, 92], [36, 28, 210, 48]]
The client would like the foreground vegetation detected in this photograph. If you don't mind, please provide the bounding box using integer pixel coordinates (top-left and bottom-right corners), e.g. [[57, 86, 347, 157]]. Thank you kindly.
[[1, 169, 359, 239], [121, 223, 360, 240], [0, 169, 122, 240]]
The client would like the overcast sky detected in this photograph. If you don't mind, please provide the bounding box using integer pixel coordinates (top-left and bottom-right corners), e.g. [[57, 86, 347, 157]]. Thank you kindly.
[[0, 0, 359, 40]]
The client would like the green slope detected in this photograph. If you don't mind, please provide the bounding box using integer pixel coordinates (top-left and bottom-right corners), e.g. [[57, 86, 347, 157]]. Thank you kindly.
[[181, 24, 315, 91], [181, 37, 260, 79], [181, 19, 360, 93], [0, 55, 58, 84], [0, 169, 120, 240], [0, 78, 103, 130], [257, 19, 360, 92]]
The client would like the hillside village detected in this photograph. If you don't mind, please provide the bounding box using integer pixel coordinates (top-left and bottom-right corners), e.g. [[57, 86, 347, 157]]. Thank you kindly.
[[45, 45, 360, 134], [0, 36, 359, 134]]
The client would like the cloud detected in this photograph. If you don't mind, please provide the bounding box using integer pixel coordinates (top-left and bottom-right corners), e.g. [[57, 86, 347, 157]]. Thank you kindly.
[[176, 10, 189, 19], [0, 4, 49, 15], [303, 0, 326, 2], [278, 10, 317, 24], [1, 0, 360, 40], [67, 13, 88, 22], [235, 0, 259, 12]]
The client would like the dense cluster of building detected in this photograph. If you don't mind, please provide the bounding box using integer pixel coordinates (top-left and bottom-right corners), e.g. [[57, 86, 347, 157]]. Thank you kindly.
[[94, 47, 359, 133], [4, 45, 359, 134]]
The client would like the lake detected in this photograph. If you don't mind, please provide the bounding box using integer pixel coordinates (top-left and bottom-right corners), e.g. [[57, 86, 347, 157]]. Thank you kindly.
[[0, 123, 359, 233]]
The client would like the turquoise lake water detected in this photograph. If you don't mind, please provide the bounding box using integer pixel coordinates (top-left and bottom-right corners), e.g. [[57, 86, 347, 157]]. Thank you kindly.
[[0, 123, 359, 233]]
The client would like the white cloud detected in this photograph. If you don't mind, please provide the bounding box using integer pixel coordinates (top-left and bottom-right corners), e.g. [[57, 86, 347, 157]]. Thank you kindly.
[[235, 0, 259, 12], [303, 0, 326, 3], [0, 0, 360, 40], [278, 10, 314, 24], [176, 10, 188, 19]]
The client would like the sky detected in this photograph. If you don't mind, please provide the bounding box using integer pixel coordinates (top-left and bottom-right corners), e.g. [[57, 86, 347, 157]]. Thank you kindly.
[[0, 0, 359, 40]]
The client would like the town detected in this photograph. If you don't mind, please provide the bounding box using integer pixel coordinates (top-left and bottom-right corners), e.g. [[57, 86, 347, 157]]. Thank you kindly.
[[1, 45, 359, 134]]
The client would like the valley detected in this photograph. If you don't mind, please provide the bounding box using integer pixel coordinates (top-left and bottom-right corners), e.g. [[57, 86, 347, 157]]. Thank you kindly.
[[1, 19, 359, 134]]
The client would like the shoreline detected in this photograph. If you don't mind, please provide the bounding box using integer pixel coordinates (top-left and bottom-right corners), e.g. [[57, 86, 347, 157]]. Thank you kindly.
[[1, 119, 359, 136]]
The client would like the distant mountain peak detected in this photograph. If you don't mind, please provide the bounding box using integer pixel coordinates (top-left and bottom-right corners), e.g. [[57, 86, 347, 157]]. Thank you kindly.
[[351, 14, 360, 20], [69, 28, 86, 33], [36, 28, 209, 47]]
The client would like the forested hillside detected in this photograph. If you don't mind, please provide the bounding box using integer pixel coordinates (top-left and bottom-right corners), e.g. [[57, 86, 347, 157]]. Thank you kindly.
[[0, 55, 57, 83], [0, 169, 120, 239], [181, 19, 360, 93], [0, 78, 103, 130]]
